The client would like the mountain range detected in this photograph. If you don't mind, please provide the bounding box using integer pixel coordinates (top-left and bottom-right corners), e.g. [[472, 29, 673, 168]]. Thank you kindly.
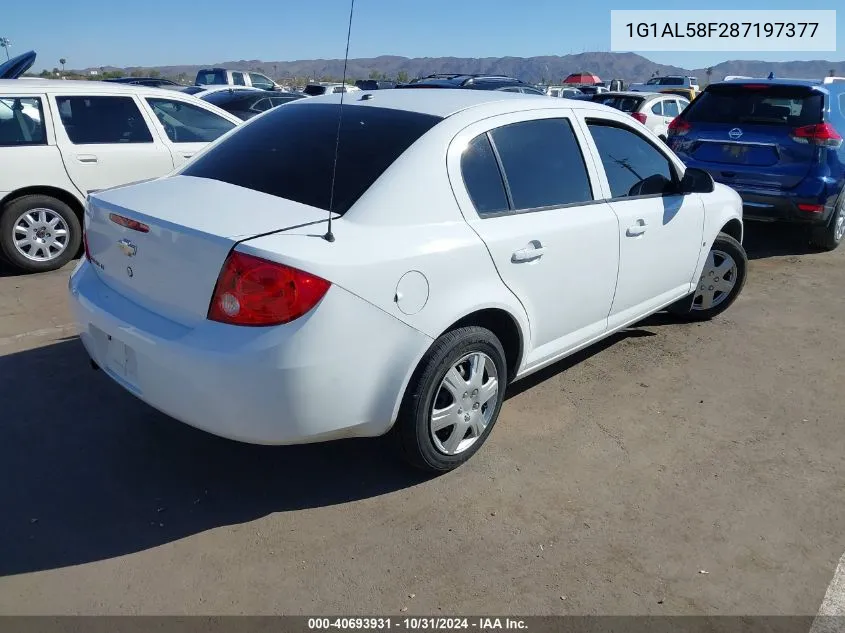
[[88, 52, 845, 84]]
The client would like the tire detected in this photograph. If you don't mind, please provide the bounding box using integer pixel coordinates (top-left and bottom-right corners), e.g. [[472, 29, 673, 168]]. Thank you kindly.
[[0, 195, 82, 273], [809, 196, 844, 252], [396, 326, 507, 473], [668, 232, 747, 321]]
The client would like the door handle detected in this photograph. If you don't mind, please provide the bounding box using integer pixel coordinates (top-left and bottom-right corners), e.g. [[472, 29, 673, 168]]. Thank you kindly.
[[626, 220, 648, 237], [181, 152, 195, 159], [511, 245, 546, 263], [76, 154, 98, 164]]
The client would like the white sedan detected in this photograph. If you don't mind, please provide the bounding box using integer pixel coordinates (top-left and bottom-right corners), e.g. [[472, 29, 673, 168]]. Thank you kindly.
[[69, 90, 747, 472]]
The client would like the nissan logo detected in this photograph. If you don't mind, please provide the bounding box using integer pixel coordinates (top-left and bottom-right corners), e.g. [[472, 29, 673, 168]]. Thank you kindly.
[[728, 128, 743, 140]]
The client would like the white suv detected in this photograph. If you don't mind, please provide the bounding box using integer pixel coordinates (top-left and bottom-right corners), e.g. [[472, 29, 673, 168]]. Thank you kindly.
[[0, 79, 242, 272]]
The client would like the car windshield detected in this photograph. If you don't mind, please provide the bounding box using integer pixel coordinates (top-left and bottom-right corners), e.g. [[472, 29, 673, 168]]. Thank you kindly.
[[196, 70, 227, 85], [303, 85, 327, 96], [183, 103, 442, 214], [595, 95, 644, 112], [684, 85, 823, 126]]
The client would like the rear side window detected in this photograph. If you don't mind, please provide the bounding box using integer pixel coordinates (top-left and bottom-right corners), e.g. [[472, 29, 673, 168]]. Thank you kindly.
[[232, 72, 246, 86], [489, 118, 593, 210], [303, 85, 326, 96], [183, 103, 441, 214], [587, 121, 675, 198], [56, 96, 153, 144], [146, 98, 235, 143], [196, 70, 227, 85], [596, 96, 643, 112], [663, 100, 680, 116], [685, 85, 823, 126], [0, 97, 46, 146], [461, 134, 509, 215]]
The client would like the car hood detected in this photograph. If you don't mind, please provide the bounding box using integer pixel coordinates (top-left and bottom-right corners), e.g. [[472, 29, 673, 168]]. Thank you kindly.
[[0, 50, 36, 79]]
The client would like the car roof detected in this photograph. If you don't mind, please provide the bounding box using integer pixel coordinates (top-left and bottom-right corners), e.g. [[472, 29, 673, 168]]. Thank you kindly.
[[0, 78, 180, 95], [596, 91, 659, 98], [712, 78, 841, 92], [290, 88, 613, 118]]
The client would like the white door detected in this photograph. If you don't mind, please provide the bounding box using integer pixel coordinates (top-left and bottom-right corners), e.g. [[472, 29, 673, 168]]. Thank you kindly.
[[141, 96, 238, 167], [644, 98, 670, 137], [578, 114, 704, 328], [661, 98, 682, 131], [49, 94, 173, 194], [448, 112, 620, 369]]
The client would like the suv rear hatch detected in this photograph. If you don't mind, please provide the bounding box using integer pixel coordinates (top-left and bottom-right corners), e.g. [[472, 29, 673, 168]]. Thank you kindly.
[[85, 176, 333, 327], [678, 83, 825, 190]]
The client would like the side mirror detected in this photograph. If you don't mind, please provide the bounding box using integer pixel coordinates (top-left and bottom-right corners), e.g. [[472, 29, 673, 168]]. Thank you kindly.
[[680, 167, 715, 194]]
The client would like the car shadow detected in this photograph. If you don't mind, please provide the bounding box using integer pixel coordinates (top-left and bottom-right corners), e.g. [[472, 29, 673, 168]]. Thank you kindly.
[[742, 222, 817, 260], [0, 337, 431, 577]]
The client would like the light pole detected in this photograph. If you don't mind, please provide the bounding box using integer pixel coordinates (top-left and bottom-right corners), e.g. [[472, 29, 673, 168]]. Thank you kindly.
[[0, 38, 10, 61]]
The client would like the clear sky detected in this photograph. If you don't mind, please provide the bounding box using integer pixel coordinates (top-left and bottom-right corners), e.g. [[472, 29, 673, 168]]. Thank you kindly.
[[4, 0, 843, 72]]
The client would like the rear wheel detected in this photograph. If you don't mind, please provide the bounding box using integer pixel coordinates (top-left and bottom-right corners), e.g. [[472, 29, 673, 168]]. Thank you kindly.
[[668, 232, 747, 321], [809, 197, 844, 252], [396, 326, 507, 473], [0, 195, 81, 273]]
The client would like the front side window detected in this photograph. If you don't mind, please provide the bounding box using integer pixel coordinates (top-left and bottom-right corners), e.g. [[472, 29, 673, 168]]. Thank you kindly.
[[489, 118, 593, 210], [249, 73, 273, 90], [232, 72, 246, 86], [55, 96, 153, 144], [0, 97, 46, 146], [146, 98, 235, 143], [587, 121, 675, 198], [662, 100, 680, 117], [461, 134, 509, 215]]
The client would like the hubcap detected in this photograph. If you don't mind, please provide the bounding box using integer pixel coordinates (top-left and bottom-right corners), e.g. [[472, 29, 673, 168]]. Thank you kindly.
[[693, 249, 738, 311], [834, 205, 845, 242], [12, 208, 69, 262], [430, 352, 499, 455]]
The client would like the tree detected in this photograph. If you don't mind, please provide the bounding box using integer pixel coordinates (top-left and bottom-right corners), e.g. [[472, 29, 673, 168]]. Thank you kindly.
[[52, 67, 59, 76], [130, 69, 145, 77], [396, 70, 409, 84], [706, 67, 713, 86], [59, 58, 67, 73], [149, 69, 161, 78], [368, 69, 382, 80]]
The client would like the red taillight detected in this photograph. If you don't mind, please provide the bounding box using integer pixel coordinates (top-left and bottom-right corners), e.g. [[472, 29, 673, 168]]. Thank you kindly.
[[208, 251, 331, 327], [109, 213, 150, 233], [798, 203, 824, 213], [630, 112, 648, 124], [791, 123, 843, 148], [668, 117, 692, 136]]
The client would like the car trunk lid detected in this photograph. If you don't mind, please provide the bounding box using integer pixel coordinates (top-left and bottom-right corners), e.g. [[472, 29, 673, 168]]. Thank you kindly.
[[85, 175, 332, 326]]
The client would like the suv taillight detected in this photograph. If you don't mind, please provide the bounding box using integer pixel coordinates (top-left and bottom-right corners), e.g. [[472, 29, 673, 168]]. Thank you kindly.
[[208, 251, 331, 327], [791, 123, 843, 148], [668, 117, 691, 136], [630, 112, 648, 124]]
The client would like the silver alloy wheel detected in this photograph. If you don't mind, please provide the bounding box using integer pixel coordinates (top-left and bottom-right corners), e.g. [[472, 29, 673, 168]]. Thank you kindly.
[[13, 208, 70, 262], [693, 249, 738, 311], [834, 204, 845, 242], [430, 352, 499, 455]]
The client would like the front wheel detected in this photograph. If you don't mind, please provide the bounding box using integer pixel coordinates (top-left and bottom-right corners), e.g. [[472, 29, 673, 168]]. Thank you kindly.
[[0, 194, 82, 273], [396, 326, 507, 473], [668, 232, 747, 321]]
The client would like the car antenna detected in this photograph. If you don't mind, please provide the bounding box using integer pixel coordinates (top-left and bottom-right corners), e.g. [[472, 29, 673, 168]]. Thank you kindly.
[[324, 0, 356, 243]]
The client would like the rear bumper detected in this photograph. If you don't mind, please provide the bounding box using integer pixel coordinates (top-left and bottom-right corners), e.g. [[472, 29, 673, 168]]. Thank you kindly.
[[735, 189, 837, 224], [68, 260, 432, 445]]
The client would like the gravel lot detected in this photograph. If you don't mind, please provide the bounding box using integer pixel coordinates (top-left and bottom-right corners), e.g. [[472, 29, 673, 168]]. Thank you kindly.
[[0, 223, 843, 615]]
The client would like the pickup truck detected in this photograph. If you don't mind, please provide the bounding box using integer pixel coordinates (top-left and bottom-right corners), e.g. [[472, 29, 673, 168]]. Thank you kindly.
[[194, 68, 281, 91], [629, 76, 700, 97]]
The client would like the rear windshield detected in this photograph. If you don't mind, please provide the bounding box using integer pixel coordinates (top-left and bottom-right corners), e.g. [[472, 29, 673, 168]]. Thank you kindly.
[[685, 85, 823, 126], [202, 91, 254, 106], [183, 103, 441, 214], [594, 95, 644, 112], [303, 85, 327, 96], [196, 70, 227, 86]]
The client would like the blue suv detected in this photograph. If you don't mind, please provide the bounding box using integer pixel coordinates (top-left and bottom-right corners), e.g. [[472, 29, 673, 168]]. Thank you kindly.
[[668, 78, 845, 250]]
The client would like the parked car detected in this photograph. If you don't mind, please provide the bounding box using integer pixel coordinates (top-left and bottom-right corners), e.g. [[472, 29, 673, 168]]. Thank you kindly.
[[630, 76, 700, 97], [201, 89, 304, 120], [546, 86, 583, 98], [576, 85, 609, 96], [195, 68, 280, 91], [302, 83, 361, 96], [658, 87, 697, 102], [70, 90, 746, 472], [355, 79, 397, 90], [0, 79, 242, 272], [180, 85, 260, 98], [668, 78, 845, 250], [587, 91, 690, 140], [103, 77, 184, 90], [401, 74, 546, 95]]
